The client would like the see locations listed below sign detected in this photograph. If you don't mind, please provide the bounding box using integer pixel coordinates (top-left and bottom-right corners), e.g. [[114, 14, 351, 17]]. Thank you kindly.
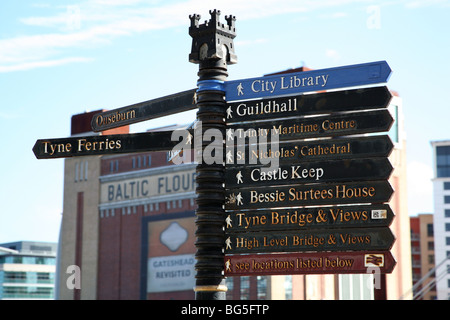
[[224, 251, 397, 276], [224, 61, 392, 102]]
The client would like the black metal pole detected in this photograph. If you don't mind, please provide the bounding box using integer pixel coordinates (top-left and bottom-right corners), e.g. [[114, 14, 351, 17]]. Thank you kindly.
[[189, 10, 237, 300]]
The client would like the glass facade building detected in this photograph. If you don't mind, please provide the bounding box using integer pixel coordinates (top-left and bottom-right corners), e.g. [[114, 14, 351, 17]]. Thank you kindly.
[[431, 141, 450, 300], [0, 241, 57, 300]]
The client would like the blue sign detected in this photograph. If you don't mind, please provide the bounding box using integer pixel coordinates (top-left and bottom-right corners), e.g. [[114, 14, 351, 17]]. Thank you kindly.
[[225, 61, 391, 102]]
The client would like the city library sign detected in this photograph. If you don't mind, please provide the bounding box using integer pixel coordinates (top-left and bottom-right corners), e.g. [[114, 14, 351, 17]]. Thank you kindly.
[[100, 164, 196, 204]]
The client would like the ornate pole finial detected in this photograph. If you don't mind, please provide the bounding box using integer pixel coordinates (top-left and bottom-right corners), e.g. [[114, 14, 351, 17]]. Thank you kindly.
[[189, 9, 237, 65]]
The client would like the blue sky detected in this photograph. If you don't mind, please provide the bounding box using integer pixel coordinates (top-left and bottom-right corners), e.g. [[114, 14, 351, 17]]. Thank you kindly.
[[1, 0, 449, 244]]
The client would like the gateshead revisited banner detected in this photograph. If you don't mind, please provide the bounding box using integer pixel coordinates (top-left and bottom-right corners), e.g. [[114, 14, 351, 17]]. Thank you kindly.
[[140, 211, 196, 299]]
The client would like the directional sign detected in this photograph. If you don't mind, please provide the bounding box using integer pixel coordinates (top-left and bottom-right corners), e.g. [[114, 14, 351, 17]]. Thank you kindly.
[[225, 204, 395, 232], [227, 109, 393, 143], [225, 61, 392, 102], [224, 251, 397, 276], [225, 158, 393, 189], [226, 135, 394, 167], [228, 109, 393, 144], [91, 88, 197, 132], [225, 180, 394, 211], [226, 86, 392, 123], [33, 130, 192, 159], [224, 227, 395, 254]]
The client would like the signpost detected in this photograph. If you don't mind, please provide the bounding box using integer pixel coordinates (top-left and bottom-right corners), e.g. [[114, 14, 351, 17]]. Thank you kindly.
[[90, 88, 197, 132], [225, 204, 395, 232], [225, 251, 396, 276], [32, 130, 192, 159], [226, 86, 392, 123], [32, 9, 398, 300], [225, 60, 391, 102], [225, 180, 394, 210], [225, 158, 393, 188], [226, 135, 394, 165], [224, 227, 395, 254], [222, 28, 396, 293], [227, 109, 393, 142]]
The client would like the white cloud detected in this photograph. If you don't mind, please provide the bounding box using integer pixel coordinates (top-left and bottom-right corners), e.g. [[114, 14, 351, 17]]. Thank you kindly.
[[325, 48, 341, 61], [236, 38, 268, 47], [0, 0, 373, 72], [0, 57, 93, 72], [404, 0, 450, 8]]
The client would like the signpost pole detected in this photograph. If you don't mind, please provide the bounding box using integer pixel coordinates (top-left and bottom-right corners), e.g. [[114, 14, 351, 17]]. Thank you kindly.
[[189, 10, 237, 300]]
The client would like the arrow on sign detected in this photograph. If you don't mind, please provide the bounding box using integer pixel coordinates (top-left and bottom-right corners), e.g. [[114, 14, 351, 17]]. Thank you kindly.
[[225, 61, 392, 102], [32, 130, 193, 159], [90, 88, 197, 132]]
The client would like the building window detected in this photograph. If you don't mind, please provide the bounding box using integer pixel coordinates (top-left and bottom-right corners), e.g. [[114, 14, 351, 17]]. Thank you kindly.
[[110, 160, 119, 173], [225, 277, 234, 300], [445, 210, 450, 218], [240, 276, 250, 300], [446, 237, 450, 246], [75, 163, 79, 182], [132, 156, 151, 169], [445, 182, 450, 190], [74, 161, 88, 182], [257, 276, 268, 300], [436, 146, 450, 178], [427, 224, 434, 237], [445, 196, 450, 204]]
